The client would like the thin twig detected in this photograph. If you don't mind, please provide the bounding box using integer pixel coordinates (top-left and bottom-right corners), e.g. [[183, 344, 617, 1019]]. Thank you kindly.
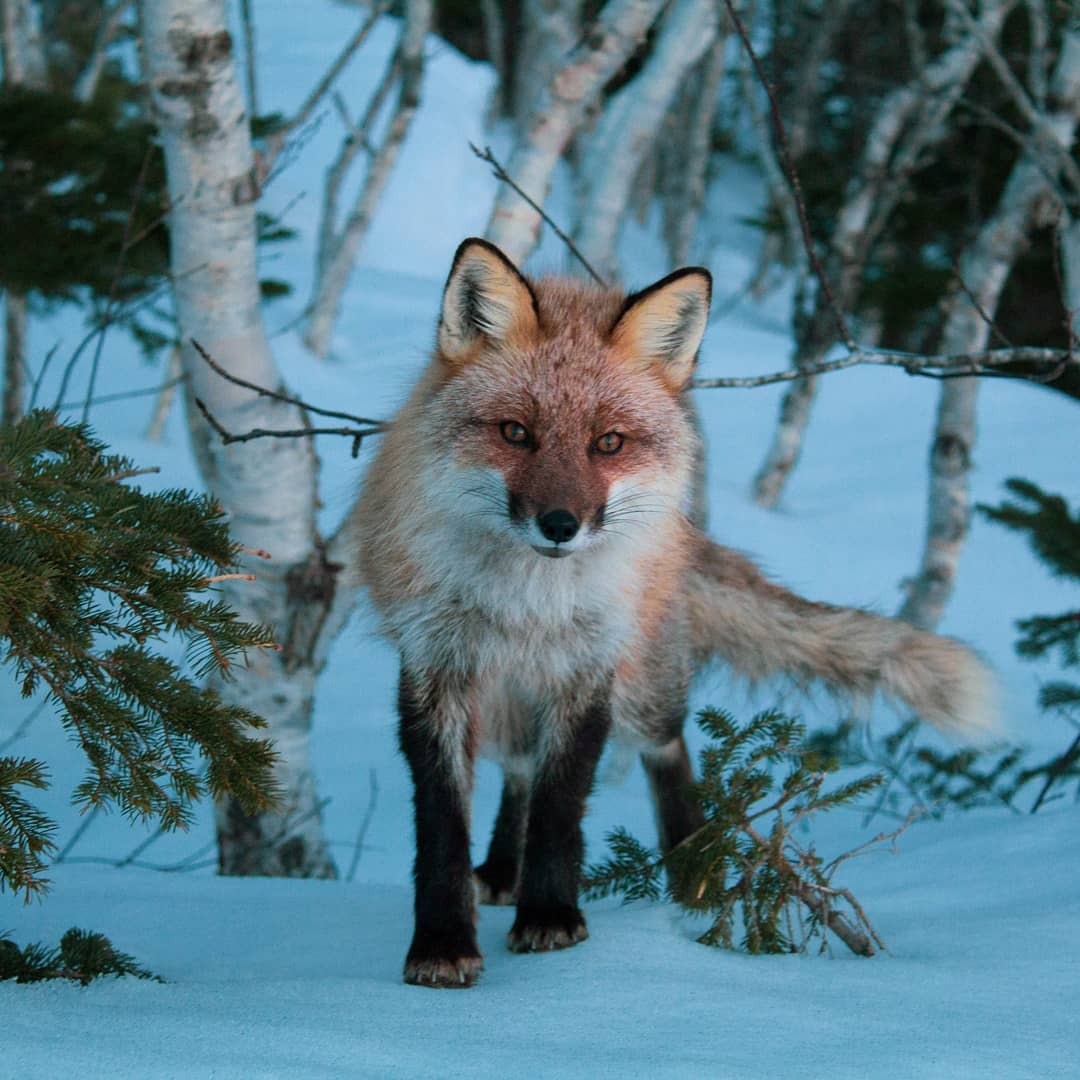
[[56, 374, 187, 413], [55, 805, 102, 864], [721, 0, 851, 346], [346, 768, 379, 883], [260, 0, 392, 176], [190, 339, 384, 427], [470, 143, 608, 287], [0, 700, 48, 753], [83, 144, 156, 424], [691, 344, 1072, 389], [194, 399, 380, 458]]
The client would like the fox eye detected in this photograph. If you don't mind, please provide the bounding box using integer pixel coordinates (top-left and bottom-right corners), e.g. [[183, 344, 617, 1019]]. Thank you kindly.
[[500, 421, 530, 446], [594, 431, 624, 455]]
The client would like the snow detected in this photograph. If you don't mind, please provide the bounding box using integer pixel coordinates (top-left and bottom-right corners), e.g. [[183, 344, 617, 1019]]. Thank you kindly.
[[3, 4, 1078, 1076]]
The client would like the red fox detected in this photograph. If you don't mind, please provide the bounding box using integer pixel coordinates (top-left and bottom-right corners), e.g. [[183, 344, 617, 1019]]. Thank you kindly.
[[353, 238, 995, 988]]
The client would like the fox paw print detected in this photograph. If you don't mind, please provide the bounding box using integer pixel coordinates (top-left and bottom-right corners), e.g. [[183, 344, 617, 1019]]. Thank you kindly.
[[508, 904, 589, 953]]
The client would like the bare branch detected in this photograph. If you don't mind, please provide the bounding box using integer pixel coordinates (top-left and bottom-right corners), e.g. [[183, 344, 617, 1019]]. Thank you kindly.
[[193, 398, 380, 458], [471, 143, 608, 286], [189, 339, 384, 427], [722, 0, 851, 345], [346, 768, 380, 883], [691, 345, 1073, 389], [260, 0, 392, 177]]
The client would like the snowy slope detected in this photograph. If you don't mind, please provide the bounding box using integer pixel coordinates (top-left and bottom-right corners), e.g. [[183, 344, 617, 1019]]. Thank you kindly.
[[3, 3, 1078, 1077]]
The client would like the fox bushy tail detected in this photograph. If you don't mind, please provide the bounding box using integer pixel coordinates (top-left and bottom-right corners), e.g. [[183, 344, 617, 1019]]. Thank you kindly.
[[687, 536, 998, 740]]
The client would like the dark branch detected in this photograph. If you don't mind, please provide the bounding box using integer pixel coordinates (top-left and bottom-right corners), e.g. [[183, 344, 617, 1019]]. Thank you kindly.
[[190, 339, 385, 427], [722, 0, 852, 346], [470, 142, 609, 287]]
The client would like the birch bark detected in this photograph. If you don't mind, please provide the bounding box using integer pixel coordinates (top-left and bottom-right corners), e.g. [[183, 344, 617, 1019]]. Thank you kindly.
[[751, 0, 1015, 508], [899, 23, 1080, 630], [485, 0, 668, 266], [574, 0, 718, 280], [141, 0, 337, 877]]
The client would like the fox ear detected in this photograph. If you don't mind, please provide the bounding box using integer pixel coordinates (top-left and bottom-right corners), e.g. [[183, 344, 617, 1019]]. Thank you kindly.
[[437, 238, 539, 363], [610, 268, 712, 391]]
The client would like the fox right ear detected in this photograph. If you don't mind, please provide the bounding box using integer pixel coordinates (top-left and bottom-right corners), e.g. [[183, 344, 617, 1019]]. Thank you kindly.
[[437, 238, 539, 364]]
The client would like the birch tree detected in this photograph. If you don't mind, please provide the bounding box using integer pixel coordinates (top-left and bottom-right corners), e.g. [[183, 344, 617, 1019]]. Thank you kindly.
[[303, 0, 431, 359], [485, 0, 668, 266], [573, 0, 720, 280], [899, 19, 1080, 630], [141, 0, 359, 877], [750, 0, 1016, 508]]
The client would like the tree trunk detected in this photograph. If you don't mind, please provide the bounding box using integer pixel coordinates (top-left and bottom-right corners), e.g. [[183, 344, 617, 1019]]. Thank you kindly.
[[2, 292, 28, 426], [573, 0, 718, 280], [1, 0, 48, 425], [899, 25, 1080, 630], [303, 0, 431, 359], [485, 0, 667, 266], [141, 0, 338, 877], [750, 0, 1015, 508], [661, 33, 726, 268], [512, 0, 581, 128]]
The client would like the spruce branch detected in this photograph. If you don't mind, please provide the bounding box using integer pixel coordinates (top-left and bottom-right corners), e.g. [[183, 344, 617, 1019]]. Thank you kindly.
[[584, 708, 893, 957], [0, 411, 281, 898]]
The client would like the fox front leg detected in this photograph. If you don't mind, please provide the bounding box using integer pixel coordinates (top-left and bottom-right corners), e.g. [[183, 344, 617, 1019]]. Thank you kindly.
[[508, 686, 612, 953], [397, 668, 482, 988]]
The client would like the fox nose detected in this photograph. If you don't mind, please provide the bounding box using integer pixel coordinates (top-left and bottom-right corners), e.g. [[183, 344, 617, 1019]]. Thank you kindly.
[[537, 509, 580, 544]]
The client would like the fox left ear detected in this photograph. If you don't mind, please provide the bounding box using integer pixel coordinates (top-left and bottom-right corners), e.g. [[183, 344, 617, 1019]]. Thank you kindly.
[[610, 268, 712, 391], [437, 238, 539, 364]]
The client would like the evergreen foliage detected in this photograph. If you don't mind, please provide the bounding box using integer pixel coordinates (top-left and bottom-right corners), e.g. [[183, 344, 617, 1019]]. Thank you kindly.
[[0, 927, 160, 985], [0, 411, 279, 900], [584, 708, 889, 956]]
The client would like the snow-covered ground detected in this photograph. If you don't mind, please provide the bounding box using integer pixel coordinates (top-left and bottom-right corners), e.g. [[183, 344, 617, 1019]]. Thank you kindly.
[[3, 4, 1078, 1076]]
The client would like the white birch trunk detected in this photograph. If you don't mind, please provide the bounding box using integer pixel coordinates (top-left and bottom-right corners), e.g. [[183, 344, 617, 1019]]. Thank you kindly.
[[1, 0, 47, 87], [751, 0, 1015, 508], [141, 0, 337, 877], [574, 0, 718, 280], [303, 0, 431, 359], [899, 25, 1080, 631], [73, 0, 134, 103], [512, 0, 581, 128], [662, 33, 726, 267], [485, 0, 668, 266]]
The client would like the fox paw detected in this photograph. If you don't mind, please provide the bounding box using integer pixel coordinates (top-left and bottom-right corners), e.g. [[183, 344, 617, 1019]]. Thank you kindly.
[[403, 951, 483, 989], [508, 904, 588, 953], [474, 860, 518, 906]]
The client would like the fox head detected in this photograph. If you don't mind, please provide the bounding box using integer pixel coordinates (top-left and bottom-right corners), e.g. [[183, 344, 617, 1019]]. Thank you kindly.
[[424, 238, 711, 560]]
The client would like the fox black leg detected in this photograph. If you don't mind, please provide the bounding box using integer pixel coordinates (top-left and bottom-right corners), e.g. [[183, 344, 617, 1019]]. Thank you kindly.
[[398, 668, 482, 988], [641, 732, 705, 906], [475, 770, 529, 905], [509, 688, 612, 953]]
